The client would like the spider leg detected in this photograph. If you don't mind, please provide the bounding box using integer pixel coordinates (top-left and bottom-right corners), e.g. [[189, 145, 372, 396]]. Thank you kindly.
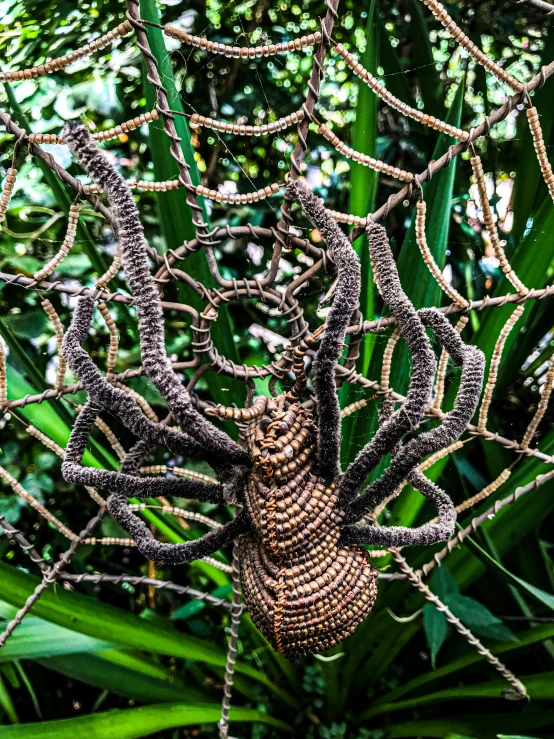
[[62, 295, 214, 464], [341, 470, 456, 547], [339, 220, 438, 505], [62, 401, 224, 502], [285, 181, 361, 482], [342, 307, 484, 539], [62, 124, 248, 469], [63, 402, 250, 564]]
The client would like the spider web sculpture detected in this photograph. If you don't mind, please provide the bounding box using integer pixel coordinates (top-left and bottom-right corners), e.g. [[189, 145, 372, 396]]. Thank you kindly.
[[1, 0, 554, 730]]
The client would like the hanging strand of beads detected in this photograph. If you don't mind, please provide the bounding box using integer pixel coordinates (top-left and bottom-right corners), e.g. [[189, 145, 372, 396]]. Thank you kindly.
[[416, 0, 524, 92], [318, 123, 414, 182], [470, 153, 528, 296], [97, 302, 118, 380], [477, 305, 525, 432], [27, 111, 159, 146], [41, 298, 67, 390], [190, 110, 304, 136], [332, 42, 469, 141], [162, 24, 322, 57], [0, 168, 17, 226], [0, 20, 133, 82], [415, 199, 469, 307], [527, 106, 554, 203], [520, 353, 554, 449], [33, 204, 79, 282]]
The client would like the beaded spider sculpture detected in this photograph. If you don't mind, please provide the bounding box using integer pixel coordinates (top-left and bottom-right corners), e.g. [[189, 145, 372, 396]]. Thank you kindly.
[[61, 124, 484, 657]]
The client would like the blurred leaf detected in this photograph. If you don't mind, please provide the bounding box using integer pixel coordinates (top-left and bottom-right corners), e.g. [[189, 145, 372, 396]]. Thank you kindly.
[[0, 703, 293, 737], [446, 594, 516, 642], [423, 603, 447, 668]]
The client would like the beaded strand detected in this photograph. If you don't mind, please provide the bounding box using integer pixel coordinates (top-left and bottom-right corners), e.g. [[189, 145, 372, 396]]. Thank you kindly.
[[41, 298, 67, 390], [318, 123, 414, 182], [33, 204, 79, 282], [28, 110, 159, 146], [163, 25, 322, 58], [333, 42, 469, 141], [195, 182, 281, 204], [417, 0, 524, 92], [470, 155, 528, 296], [0, 20, 133, 82], [416, 200, 469, 307], [190, 110, 304, 136], [0, 168, 17, 226], [527, 106, 554, 203], [477, 304, 525, 432]]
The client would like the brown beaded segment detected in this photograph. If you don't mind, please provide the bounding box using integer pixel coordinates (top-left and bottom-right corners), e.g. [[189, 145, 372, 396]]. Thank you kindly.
[[34, 203, 79, 282], [415, 200, 469, 308], [470, 154, 528, 296], [0, 20, 133, 82], [417, 0, 524, 92], [318, 123, 414, 183], [195, 183, 282, 205], [41, 298, 67, 390], [81, 179, 281, 202], [527, 106, 554, 203], [163, 25, 322, 58], [190, 110, 305, 136], [27, 110, 159, 146], [0, 168, 17, 225], [235, 395, 377, 657], [332, 42, 470, 142]]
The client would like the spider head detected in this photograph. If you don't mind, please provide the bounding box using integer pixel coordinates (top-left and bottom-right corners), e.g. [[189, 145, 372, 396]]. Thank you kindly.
[[246, 395, 315, 481]]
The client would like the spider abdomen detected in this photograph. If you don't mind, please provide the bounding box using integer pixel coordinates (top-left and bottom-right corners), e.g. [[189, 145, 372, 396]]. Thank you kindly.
[[241, 402, 377, 657]]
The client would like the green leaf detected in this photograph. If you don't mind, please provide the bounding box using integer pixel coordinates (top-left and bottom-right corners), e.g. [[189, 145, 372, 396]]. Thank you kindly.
[[340, 0, 380, 466], [0, 703, 293, 738], [423, 603, 447, 669], [38, 650, 210, 705], [0, 561, 299, 708], [432, 565, 460, 601], [445, 594, 516, 642], [463, 535, 554, 612], [0, 618, 113, 662]]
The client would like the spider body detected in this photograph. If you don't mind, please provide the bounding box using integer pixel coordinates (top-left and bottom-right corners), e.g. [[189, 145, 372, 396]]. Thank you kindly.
[[61, 125, 484, 658], [237, 394, 377, 656]]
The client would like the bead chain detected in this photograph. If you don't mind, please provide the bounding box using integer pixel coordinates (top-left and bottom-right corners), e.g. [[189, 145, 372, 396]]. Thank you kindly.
[[0, 168, 17, 225], [33, 203, 79, 282], [527, 106, 554, 203], [190, 109, 304, 136], [0, 20, 133, 82], [520, 353, 554, 449], [470, 154, 528, 296], [333, 42, 469, 141], [163, 24, 322, 58], [477, 304, 525, 432], [41, 298, 67, 390], [27, 110, 159, 146], [416, 200, 469, 307], [417, 0, 524, 92], [318, 123, 414, 182]]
